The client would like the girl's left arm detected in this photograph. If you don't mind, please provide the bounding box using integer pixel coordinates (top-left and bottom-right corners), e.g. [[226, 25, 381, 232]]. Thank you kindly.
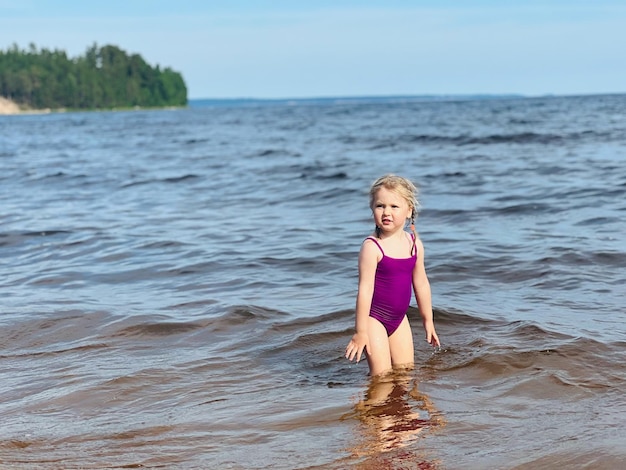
[[413, 238, 440, 347]]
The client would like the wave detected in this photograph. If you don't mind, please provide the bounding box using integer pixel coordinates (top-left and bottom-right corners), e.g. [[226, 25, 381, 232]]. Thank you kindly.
[[253, 148, 302, 158], [120, 174, 200, 188], [358, 130, 613, 150], [6, 305, 622, 365], [539, 249, 626, 268], [2, 303, 624, 468], [428, 311, 626, 391], [76, 304, 625, 390]]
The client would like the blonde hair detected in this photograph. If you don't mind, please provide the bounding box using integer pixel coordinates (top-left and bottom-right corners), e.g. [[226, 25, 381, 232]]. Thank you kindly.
[[369, 174, 420, 248], [369, 174, 419, 219]]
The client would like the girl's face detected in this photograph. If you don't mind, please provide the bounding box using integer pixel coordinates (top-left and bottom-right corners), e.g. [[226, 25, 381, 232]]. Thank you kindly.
[[371, 187, 413, 234]]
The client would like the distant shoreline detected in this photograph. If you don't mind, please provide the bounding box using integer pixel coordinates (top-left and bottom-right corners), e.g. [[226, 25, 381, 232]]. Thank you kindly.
[[6, 94, 527, 115], [5, 92, 624, 114], [5, 94, 523, 114], [0, 96, 185, 115]]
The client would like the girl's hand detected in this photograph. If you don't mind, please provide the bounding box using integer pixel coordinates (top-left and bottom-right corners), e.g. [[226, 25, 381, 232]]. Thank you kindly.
[[345, 332, 369, 363], [424, 323, 440, 347]]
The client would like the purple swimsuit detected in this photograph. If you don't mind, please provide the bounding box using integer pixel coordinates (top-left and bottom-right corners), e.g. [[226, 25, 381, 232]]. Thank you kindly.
[[366, 236, 417, 336]]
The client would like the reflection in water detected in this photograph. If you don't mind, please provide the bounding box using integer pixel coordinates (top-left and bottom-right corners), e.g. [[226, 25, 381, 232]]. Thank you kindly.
[[343, 369, 445, 466]]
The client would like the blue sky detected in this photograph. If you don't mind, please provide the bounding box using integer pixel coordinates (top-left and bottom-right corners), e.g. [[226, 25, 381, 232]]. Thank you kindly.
[[1, 0, 625, 99]]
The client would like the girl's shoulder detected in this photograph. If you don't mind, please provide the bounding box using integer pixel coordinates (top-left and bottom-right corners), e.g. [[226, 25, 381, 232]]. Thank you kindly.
[[362, 236, 383, 251], [360, 236, 384, 260]]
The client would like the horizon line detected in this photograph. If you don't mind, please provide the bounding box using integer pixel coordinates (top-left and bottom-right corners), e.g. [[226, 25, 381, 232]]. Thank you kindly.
[[187, 91, 625, 105]]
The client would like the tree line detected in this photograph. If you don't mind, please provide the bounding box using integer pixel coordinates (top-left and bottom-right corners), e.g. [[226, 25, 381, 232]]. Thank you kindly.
[[0, 43, 187, 110]]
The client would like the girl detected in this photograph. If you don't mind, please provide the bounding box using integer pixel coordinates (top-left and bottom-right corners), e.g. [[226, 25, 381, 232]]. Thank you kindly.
[[345, 174, 440, 376]]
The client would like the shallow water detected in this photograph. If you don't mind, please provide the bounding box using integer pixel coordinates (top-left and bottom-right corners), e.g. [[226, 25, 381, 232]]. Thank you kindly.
[[1, 94, 625, 469]]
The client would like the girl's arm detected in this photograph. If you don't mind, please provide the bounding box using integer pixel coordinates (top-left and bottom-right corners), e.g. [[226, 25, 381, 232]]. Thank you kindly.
[[345, 240, 379, 363], [413, 238, 440, 347]]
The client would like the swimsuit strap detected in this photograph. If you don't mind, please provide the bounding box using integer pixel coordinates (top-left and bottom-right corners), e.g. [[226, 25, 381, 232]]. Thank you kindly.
[[367, 234, 417, 257], [365, 237, 385, 256]]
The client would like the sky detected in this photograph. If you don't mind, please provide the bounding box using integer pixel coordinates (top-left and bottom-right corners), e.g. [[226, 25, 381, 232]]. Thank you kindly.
[[1, 0, 625, 99]]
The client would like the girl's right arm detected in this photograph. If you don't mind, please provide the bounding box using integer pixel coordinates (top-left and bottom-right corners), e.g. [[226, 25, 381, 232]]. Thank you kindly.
[[345, 240, 379, 363]]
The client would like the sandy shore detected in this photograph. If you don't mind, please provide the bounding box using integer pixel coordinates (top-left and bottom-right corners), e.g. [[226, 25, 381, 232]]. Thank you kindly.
[[0, 96, 21, 114], [0, 96, 182, 114], [0, 96, 53, 114]]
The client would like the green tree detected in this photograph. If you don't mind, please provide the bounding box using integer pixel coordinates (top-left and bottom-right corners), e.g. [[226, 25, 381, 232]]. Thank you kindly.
[[0, 43, 188, 110]]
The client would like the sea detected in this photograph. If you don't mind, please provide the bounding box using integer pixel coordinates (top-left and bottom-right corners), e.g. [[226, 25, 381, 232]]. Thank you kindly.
[[1, 93, 625, 469]]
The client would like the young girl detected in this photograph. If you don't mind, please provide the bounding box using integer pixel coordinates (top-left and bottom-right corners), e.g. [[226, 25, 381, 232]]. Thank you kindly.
[[345, 174, 440, 376]]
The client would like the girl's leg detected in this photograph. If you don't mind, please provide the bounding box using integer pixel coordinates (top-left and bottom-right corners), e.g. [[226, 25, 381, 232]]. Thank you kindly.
[[388, 316, 415, 367], [366, 316, 393, 376]]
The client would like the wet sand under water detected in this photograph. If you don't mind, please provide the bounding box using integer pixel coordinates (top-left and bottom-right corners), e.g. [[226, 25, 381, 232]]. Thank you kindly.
[[1, 307, 625, 469]]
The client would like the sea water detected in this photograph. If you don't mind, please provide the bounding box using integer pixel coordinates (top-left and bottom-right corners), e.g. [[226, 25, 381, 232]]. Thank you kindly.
[[1, 94, 625, 469]]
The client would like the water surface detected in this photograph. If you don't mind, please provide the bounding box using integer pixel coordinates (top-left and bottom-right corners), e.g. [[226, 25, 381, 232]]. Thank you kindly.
[[1, 94, 625, 469]]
